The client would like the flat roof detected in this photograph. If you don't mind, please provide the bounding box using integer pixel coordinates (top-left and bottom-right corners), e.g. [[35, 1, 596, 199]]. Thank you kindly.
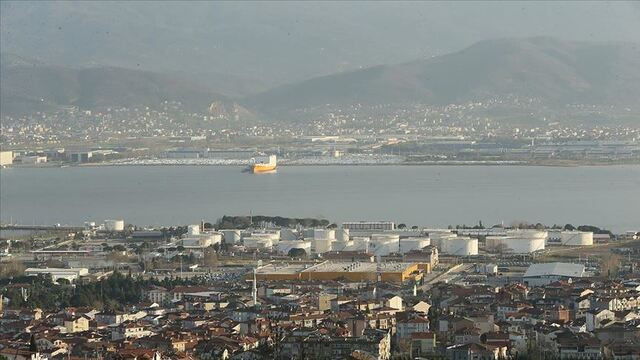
[[302, 261, 416, 273], [255, 263, 310, 275], [523, 262, 585, 278]]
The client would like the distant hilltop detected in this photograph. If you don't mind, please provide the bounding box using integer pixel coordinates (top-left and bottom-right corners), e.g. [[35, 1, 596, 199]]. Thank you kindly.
[[245, 37, 640, 114], [2, 38, 639, 121]]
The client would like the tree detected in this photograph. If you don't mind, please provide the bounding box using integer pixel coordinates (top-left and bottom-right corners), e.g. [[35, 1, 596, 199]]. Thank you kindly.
[[564, 224, 575, 231], [327, 223, 338, 229], [398, 224, 407, 229]]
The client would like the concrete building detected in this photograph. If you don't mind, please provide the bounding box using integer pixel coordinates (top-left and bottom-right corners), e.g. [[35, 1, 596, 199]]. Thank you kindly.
[[18, 155, 47, 164], [0, 150, 13, 166], [68, 151, 93, 163], [343, 221, 395, 231]]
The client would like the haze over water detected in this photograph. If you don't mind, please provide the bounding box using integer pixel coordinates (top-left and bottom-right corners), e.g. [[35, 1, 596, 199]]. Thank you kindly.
[[1, 165, 638, 232]]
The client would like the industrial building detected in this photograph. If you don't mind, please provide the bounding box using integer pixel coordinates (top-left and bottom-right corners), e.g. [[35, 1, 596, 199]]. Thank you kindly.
[[254, 260, 430, 283], [24, 267, 89, 282], [547, 230, 594, 246], [342, 221, 395, 231], [522, 262, 586, 286]]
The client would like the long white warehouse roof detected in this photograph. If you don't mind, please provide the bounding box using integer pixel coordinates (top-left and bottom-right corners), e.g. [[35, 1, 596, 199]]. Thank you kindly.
[[523, 262, 585, 278]]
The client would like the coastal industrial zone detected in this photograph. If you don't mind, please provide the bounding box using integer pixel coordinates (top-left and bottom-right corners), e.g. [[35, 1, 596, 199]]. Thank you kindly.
[[1, 216, 640, 360], [1, 100, 640, 168]]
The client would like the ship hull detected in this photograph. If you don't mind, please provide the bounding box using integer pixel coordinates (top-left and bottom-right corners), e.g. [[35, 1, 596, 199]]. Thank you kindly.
[[252, 164, 277, 174]]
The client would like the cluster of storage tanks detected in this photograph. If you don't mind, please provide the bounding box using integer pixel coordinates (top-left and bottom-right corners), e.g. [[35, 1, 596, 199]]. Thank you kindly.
[[182, 224, 222, 248], [429, 231, 478, 256], [218, 227, 435, 256]]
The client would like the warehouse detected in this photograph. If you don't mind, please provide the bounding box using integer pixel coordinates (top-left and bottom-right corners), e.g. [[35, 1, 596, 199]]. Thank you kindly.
[[522, 262, 586, 286], [253, 261, 430, 283]]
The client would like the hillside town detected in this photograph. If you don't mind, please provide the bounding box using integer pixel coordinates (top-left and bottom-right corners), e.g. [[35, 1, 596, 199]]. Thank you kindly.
[[1, 98, 639, 168], [1, 218, 640, 360]]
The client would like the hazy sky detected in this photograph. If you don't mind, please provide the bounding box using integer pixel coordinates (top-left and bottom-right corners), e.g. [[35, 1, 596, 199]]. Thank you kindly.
[[2, 1, 639, 89]]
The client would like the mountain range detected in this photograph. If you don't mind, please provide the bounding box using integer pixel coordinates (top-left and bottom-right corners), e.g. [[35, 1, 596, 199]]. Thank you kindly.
[[1, 38, 639, 119], [0, 53, 232, 116], [247, 37, 640, 114]]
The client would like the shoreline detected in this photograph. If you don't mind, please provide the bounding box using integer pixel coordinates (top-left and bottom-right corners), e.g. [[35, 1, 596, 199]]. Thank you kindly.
[[2, 159, 639, 169]]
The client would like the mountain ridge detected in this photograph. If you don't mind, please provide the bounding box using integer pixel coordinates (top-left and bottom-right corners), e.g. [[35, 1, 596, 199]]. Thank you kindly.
[[245, 37, 640, 114]]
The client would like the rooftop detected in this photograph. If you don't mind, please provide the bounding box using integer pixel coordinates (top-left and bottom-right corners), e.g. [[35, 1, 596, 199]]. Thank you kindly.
[[523, 263, 585, 278]]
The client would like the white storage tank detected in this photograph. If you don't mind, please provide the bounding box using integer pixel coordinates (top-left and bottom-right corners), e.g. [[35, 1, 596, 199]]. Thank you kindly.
[[248, 231, 281, 245], [371, 233, 400, 243], [276, 240, 312, 255], [332, 239, 353, 252], [350, 237, 371, 252], [336, 228, 350, 242], [221, 229, 242, 244], [428, 231, 457, 249], [187, 224, 201, 236], [399, 237, 431, 254], [313, 229, 336, 240], [486, 229, 547, 254], [546, 230, 562, 244], [280, 228, 298, 241], [441, 237, 478, 256], [560, 231, 594, 246], [104, 219, 125, 232], [243, 237, 273, 250], [311, 238, 333, 254]]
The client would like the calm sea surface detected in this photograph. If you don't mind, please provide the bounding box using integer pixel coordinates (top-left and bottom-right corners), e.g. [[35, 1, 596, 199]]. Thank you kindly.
[[1, 165, 638, 232]]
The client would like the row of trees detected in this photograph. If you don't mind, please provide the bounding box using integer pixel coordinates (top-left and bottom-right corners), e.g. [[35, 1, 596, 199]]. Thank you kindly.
[[1, 271, 210, 311], [216, 215, 330, 229]]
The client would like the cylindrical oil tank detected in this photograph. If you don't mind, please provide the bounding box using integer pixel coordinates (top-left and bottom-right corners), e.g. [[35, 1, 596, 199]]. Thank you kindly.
[[441, 237, 478, 256], [313, 229, 336, 240], [560, 231, 594, 246], [399, 237, 431, 254], [429, 232, 457, 249], [486, 230, 547, 253], [351, 237, 370, 252], [104, 219, 125, 231], [276, 240, 311, 255], [371, 233, 400, 243], [280, 228, 298, 241], [331, 239, 353, 251], [311, 238, 332, 254], [243, 237, 273, 250], [187, 224, 200, 236], [336, 228, 350, 242], [221, 229, 242, 244]]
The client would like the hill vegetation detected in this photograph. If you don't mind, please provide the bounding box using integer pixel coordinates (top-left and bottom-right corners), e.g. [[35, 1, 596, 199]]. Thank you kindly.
[[247, 38, 640, 113], [0, 58, 234, 116]]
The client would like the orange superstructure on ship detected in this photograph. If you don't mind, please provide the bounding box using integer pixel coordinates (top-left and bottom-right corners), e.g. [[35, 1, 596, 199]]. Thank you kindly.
[[247, 155, 277, 174]]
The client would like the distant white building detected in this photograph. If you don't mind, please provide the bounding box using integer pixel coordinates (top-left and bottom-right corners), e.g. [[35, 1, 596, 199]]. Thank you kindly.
[[0, 150, 13, 166], [523, 262, 585, 286], [343, 221, 395, 231], [24, 267, 89, 282]]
